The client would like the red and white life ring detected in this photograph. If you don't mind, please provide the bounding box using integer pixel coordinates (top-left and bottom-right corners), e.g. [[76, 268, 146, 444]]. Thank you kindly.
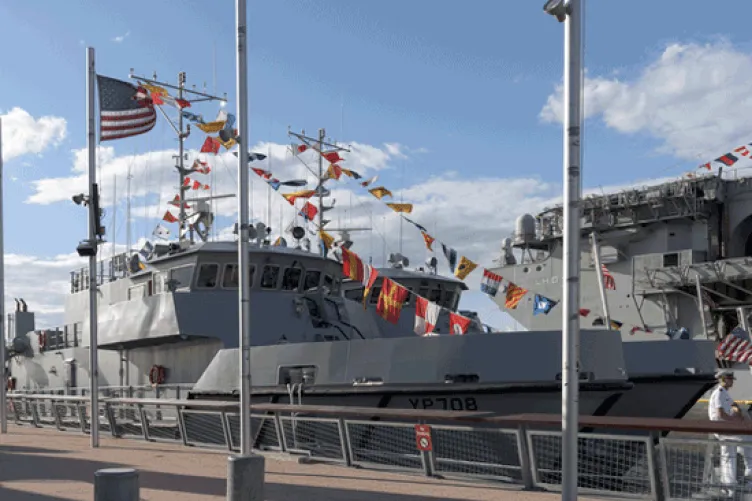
[[149, 365, 166, 385]]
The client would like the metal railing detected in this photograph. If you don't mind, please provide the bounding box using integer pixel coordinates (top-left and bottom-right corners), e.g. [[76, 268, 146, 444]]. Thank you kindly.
[[6, 394, 752, 501]]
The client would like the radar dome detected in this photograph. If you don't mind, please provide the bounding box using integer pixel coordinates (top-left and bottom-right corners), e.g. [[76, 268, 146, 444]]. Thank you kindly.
[[513, 214, 536, 245]]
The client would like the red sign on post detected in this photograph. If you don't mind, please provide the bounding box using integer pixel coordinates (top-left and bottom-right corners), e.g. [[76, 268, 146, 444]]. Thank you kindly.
[[415, 424, 433, 452]]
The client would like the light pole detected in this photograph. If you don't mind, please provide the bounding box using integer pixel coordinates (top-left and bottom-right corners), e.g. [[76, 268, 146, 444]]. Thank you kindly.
[[543, 1, 584, 500]]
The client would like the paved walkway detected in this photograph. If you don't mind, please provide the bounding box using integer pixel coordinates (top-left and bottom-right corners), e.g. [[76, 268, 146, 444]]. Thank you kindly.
[[0, 425, 602, 500]]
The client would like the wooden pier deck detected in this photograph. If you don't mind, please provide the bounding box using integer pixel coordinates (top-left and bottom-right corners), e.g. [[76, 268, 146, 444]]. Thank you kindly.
[[0, 425, 604, 501]]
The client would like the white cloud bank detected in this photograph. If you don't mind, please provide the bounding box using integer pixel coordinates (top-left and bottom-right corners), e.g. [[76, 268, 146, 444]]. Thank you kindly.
[[540, 40, 752, 160], [1, 107, 67, 162]]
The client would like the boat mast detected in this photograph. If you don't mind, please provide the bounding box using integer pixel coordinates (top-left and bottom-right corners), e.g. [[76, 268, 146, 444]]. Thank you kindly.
[[127, 70, 227, 245], [286, 129, 350, 255], [126, 164, 132, 253], [317, 128, 325, 256]]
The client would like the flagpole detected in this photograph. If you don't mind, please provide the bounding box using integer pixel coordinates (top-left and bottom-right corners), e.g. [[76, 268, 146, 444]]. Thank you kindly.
[[236, 0, 252, 457], [228, 1, 266, 499], [86, 46, 100, 449], [542, 0, 585, 498], [0, 117, 6, 435]]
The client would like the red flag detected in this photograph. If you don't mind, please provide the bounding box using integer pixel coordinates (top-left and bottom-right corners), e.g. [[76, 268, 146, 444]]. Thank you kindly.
[[322, 151, 342, 163], [162, 211, 178, 223], [169, 195, 190, 209], [192, 180, 202, 190], [150, 92, 165, 105], [449, 312, 471, 335], [183, 177, 191, 187], [200, 137, 220, 154], [252, 168, 273, 179], [299, 202, 318, 222], [175, 98, 191, 108], [297, 144, 308, 153], [376, 278, 409, 324]]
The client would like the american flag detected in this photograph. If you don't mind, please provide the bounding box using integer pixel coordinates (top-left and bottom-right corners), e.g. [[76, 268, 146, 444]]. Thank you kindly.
[[717, 332, 752, 363], [601, 264, 616, 290], [97, 75, 157, 141]]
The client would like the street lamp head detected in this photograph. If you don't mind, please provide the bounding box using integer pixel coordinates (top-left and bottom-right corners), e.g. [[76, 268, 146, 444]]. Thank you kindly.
[[543, 0, 569, 22], [72, 193, 87, 206]]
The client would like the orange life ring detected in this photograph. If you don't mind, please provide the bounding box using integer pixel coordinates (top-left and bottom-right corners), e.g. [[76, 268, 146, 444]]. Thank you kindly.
[[148, 365, 166, 385], [38, 332, 46, 350]]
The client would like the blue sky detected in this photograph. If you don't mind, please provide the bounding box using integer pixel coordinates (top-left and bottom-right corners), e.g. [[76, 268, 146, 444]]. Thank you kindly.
[[2, 0, 752, 328]]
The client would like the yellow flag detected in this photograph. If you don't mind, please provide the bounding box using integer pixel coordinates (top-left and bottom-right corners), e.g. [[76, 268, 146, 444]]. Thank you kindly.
[[142, 83, 168, 96], [195, 121, 227, 134], [218, 137, 236, 150], [454, 256, 478, 280], [319, 230, 335, 249], [369, 186, 393, 199], [386, 203, 413, 214]]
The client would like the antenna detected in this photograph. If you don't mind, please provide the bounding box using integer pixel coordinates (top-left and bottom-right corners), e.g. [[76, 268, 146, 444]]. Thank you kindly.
[[128, 70, 227, 246]]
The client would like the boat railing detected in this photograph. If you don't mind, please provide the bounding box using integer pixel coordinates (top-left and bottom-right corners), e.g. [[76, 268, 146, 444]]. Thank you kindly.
[[5, 394, 751, 500], [69, 252, 131, 293]]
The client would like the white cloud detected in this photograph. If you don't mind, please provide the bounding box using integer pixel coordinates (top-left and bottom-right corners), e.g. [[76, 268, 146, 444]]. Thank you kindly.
[[1, 107, 67, 162], [112, 31, 130, 43], [540, 40, 752, 160]]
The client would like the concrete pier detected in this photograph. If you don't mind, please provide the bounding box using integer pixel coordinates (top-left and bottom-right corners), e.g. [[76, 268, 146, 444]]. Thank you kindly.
[[0, 425, 603, 500]]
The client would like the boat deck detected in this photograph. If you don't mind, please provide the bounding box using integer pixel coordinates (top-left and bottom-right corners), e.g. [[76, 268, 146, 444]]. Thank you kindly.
[[0, 425, 600, 501]]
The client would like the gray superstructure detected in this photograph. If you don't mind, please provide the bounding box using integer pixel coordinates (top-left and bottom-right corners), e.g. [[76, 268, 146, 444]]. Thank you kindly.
[[486, 170, 752, 404]]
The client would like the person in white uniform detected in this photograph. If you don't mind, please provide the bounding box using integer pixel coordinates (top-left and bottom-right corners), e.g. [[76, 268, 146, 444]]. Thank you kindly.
[[708, 369, 752, 489]]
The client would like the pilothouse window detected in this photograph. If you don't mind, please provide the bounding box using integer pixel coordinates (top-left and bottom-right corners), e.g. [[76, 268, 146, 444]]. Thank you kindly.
[[303, 270, 321, 290], [369, 286, 381, 304], [428, 286, 442, 303], [282, 267, 302, 291], [222, 264, 239, 288], [196, 264, 219, 289], [261, 265, 280, 289], [345, 286, 364, 301]]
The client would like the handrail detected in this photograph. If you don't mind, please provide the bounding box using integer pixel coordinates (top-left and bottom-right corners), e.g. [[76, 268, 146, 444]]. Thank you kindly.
[[10, 395, 752, 435]]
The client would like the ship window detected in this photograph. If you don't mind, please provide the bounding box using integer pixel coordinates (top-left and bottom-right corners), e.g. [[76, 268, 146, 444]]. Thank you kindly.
[[169, 265, 194, 291], [282, 267, 302, 291], [428, 286, 442, 303], [222, 264, 239, 289], [404, 288, 413, 305], [369, 286, 381, 304], [128, 284, 146, 300], [303, 270, 321, 290], [323, 274, 334, 291], [248, 265, 256, 287], [261, 265, 280, 289], [153, 272, 167, 294], [663, 253, 679, 267], [418, 285, 429, 297], [344, 286, 364, 301], [196, 263, 219, 289]]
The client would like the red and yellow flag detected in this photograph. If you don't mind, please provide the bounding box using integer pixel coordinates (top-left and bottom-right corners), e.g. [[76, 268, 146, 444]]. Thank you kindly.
[[282, 190, 316, 205], [342, 248, 379, 307], [376, 278, 409, 324], [505, 282, 528, 309], [421, 231, 435, 251]]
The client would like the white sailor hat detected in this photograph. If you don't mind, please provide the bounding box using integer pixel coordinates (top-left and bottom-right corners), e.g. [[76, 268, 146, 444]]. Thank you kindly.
[[716, 369, 736, 379]]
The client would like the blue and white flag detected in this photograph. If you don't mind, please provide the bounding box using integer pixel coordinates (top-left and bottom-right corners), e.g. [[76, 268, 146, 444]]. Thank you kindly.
[[533, 294, 557, 316]]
